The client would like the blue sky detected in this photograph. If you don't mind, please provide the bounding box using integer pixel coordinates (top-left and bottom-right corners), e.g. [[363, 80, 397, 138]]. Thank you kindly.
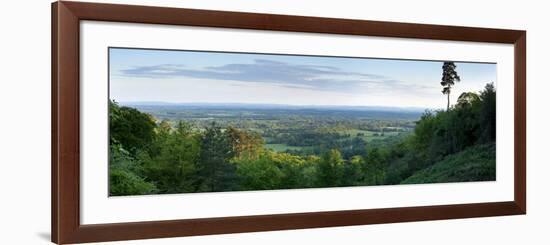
[[109, 48, 496, 109]]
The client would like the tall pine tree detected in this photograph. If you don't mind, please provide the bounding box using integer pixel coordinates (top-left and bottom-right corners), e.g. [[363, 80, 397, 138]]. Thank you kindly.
[[441, 62, 461, 110]]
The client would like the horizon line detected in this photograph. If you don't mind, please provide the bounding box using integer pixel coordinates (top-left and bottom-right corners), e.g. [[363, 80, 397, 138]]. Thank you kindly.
[[115, 100, 441, 111]]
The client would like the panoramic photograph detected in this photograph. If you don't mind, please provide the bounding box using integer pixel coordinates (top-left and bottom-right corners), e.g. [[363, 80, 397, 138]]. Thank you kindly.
[[108, 47, 497, 196]]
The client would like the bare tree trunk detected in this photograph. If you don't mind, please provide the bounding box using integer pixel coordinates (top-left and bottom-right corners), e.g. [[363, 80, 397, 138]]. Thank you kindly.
[[446, 87, 450, 111]]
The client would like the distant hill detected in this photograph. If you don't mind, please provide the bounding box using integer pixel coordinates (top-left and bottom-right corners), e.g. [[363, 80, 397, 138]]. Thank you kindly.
[[120, 101, 430, 113], [402, 143, 496, 184], [119, 101, 427, 121]]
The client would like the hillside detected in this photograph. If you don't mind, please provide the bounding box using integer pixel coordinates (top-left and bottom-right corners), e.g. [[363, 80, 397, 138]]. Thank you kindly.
[[402, 143, 496, 184]]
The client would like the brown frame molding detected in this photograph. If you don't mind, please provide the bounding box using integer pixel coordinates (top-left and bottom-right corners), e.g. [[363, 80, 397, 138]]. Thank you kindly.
[[52, 1, 526, 244]]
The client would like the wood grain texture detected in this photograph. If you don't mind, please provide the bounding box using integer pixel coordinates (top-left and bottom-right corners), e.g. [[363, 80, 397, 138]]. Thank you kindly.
[[71, 202, 522, 244], [514, 33, 527, 213], [61, 1, 525, 43], [51, 2, 58, 243], [51, 1, 527, 244], [52, 1, 81, 243]]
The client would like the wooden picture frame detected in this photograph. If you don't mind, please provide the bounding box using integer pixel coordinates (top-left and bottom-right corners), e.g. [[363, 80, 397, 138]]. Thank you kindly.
[[51, 1, 526, 244]]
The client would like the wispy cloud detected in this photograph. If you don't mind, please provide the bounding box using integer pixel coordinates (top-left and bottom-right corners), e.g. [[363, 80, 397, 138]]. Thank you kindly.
[[118, 59, 419, 93]]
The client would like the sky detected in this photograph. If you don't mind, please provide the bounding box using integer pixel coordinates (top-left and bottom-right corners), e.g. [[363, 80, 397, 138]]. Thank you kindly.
[[109, 48, 496, 109]]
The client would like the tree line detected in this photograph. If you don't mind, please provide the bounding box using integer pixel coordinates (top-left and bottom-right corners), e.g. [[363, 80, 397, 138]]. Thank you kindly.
[[109, 82, 496, 195]]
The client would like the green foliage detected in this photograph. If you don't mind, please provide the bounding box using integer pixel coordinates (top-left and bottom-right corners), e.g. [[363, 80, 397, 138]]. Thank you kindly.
[[342, 155, 364, 186], [234, 153, 285, 190], [363, 148, 386, 185], [109, 168, 157, 196], [110, 101, 156, 154], [109, 143, 157, 196], [479, 83, 496, 143], [380, 84, 497, 184], [233, 151, 319, 190], [267, 152, 314, 188], [265, 143, 308, 152], [108, 82, 496, 196], [197, 123, 238, 192], [316, 149, 345, 187], [139, 121, 200, 193], [402, 143, 496, 184]]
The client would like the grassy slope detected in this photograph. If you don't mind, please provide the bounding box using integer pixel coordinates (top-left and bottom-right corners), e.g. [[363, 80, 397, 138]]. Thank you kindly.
[[402, 143, 496, 184]]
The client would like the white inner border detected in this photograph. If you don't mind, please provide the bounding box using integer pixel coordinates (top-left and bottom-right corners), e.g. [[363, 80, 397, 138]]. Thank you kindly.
[[80, 21, 515, 225]]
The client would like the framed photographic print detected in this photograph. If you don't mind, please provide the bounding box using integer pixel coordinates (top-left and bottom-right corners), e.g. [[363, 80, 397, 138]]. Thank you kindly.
[[52, 1, 526, 244]]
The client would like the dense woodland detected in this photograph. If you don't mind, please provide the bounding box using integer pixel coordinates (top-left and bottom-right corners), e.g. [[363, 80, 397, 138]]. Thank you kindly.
[[109, 82, 496, 196]]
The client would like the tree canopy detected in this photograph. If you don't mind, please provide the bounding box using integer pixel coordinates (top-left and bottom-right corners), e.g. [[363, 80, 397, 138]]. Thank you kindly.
[[108, 83, 496, 196]]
